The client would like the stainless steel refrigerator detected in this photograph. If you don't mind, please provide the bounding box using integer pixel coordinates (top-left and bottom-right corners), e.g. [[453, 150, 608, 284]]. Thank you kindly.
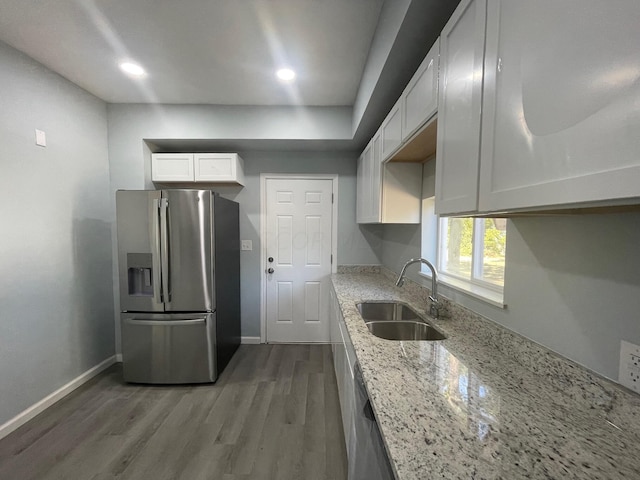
[[116, 189, 240, 384]]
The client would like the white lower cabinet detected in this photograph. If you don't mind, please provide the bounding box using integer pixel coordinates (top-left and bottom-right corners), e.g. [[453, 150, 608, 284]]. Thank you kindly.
[[331, 288, 355, 458], [330, 287, 395, 480]]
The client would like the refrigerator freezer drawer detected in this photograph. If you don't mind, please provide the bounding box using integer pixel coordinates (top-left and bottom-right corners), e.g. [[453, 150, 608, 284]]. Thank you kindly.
[[121, 313, 217, 384]]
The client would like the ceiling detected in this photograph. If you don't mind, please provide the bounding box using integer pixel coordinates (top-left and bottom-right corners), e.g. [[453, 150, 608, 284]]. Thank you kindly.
[[0, 0, 384, 105]]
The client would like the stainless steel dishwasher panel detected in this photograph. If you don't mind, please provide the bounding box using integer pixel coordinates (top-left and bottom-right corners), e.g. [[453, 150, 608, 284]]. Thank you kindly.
[[351, 363, 395, 480], [121, 312, 216, 384]]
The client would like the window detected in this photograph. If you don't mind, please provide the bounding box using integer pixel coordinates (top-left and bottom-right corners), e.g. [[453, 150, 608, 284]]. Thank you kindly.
[[438, 217, 507, 290], [420, 161, 506, 305]]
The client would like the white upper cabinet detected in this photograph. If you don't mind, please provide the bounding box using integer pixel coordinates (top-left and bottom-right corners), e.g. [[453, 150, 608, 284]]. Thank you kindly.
[[478, 0, 640, 212], [152, 153, 244, 185], [381, 100, 403, 160], [151, 153, 195, 182], [355, 153, 366, 223], [194, 153, 244, 185], [435, 0, 487, 215], [356, 129, 422, 225], [370, 131, 383, 221], [402, 38, 440, 142], [356, 141, 374, 223], [435, 0, 640, 215]]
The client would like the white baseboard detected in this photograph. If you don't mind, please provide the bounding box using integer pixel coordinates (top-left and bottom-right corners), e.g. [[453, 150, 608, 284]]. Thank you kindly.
[[0, 355, 117, 441], [115, 353, 123, 362], [241, 336, 261, 344]]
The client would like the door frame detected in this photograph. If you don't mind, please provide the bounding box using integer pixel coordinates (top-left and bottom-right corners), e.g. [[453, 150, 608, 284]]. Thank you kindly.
[[260, 173, 339, 343]]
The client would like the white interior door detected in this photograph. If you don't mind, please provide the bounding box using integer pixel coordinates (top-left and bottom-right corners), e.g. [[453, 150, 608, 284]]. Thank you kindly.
[[265, 177, 334, 343]]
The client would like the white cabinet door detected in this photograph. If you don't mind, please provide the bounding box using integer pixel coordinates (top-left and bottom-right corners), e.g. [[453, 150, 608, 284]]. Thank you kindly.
[[435, 0, 487, 215], [151, 153, 194, 182], [381, 100, 403, 160], [194, 153, 245, 185], [402, 38, 440, 142], [357, 141, 375, 224], [356, 153, 367, 223], [330, 288, 350, 448], [370, 131, 383, 222], [478, 0, 640, 212], [356, 138, 422, 224], [339, 319, 356, 461]]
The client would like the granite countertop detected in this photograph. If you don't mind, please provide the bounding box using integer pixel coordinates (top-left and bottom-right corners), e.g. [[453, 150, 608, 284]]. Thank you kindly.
[[331, 270, 640, 480]]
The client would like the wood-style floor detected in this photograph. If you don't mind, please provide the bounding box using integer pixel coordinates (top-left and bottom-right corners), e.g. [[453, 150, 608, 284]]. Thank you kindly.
[[0, 344, 347, 480]]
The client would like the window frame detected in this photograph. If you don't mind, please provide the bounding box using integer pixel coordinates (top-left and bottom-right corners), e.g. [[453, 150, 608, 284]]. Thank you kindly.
[[437, 217, 505, 294], [420, 200, 506, 308]]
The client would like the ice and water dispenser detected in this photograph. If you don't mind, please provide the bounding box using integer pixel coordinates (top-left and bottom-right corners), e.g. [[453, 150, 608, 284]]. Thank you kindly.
[[126, 253, 154, 296]]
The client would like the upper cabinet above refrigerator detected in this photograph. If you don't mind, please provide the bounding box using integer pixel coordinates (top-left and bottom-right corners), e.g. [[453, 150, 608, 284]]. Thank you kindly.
[[151, 153, 245, 185]]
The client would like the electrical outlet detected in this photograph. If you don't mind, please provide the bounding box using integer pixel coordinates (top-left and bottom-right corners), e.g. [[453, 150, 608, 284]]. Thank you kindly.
[[241, 240, 252, 251], [619, 340, 640, 394]]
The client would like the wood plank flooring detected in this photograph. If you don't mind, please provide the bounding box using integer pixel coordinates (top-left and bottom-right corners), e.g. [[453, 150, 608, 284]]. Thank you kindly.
[[0, 344, 347, 480]]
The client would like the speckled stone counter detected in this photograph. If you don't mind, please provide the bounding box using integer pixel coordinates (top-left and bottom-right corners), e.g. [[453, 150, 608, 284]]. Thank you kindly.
[[331, 270, 640, 480]]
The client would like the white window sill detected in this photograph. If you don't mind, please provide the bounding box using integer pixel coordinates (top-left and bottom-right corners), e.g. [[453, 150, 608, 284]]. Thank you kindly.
[[418, 271, 506, 309]]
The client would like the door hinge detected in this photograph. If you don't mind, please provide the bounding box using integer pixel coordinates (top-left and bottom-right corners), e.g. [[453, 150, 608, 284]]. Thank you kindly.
[[331, 193, 334, 204], [331, 254, 333, 264]]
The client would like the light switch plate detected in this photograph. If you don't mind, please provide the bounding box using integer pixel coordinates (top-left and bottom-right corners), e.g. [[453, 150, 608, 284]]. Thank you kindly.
[[241, 240, 252, 251], [619, 340, 640, 393], [35, 129, 46, 147]]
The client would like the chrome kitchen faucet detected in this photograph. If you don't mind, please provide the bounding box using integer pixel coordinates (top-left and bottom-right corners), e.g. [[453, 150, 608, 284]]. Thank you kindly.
[[396, 258, 440, 319]]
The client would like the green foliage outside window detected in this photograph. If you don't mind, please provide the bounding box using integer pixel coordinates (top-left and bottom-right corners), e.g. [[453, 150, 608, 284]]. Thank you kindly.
[[484, 219, 507, 257]]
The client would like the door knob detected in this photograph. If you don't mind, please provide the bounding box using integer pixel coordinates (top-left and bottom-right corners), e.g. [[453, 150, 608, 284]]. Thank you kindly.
[[267, 268, 274, 274]]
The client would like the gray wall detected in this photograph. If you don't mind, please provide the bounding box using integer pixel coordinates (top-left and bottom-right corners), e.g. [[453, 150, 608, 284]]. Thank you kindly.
[[352, 0, 411, 133], [107, 103, 380, 344], [0, 42, 114, 425], [351, 0, 460, 145], [380, 212, 640, 382], [215, 151, 382, 338]]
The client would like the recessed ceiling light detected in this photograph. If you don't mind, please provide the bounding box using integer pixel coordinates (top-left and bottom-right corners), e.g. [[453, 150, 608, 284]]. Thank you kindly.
[[119, 62, 146, 77], [276, 68, 296, 82]]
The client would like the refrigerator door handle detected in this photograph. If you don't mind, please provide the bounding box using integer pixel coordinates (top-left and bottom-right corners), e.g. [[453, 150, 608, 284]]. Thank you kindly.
[[124, 318, 206, 327], [151, 198, 163, 304], [160, 198, 171, 303]]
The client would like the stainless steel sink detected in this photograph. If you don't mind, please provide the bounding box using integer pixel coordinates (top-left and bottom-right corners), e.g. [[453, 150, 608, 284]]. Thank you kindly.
[[366, 321, 446, 341], [356, 302, 446, 341], [356, 302, 420, 321]]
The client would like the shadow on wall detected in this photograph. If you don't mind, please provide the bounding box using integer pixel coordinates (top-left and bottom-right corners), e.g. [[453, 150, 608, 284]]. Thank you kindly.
[[356, 224, 385, 264], [509, 214, 640, 285], [71, 217, 115, 366], [504, 213, 640, 378]]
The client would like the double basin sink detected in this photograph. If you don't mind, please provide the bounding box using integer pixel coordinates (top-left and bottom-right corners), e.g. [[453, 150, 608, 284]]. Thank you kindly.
[[356, 302, 446, 341]]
